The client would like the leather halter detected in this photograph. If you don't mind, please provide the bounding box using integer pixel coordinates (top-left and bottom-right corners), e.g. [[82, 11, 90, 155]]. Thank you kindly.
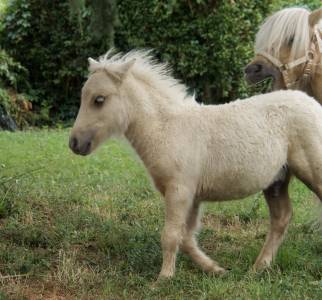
[[256, 26, 322, 89]]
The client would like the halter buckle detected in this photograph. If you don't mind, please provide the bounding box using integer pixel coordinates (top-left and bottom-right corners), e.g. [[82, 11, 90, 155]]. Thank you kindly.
[[307, 50, 314, 60]]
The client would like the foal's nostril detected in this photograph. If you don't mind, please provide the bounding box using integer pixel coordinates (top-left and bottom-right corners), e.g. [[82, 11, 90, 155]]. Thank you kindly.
[[69, 136, 78, 151], [77, 140, 92, 155], [69, 134, 93, 155], [85, 141, 91, 152]]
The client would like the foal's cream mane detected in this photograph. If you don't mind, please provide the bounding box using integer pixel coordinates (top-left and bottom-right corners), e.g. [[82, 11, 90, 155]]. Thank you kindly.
[[90, 49, 193, 104], [255, 7, 321, 59]]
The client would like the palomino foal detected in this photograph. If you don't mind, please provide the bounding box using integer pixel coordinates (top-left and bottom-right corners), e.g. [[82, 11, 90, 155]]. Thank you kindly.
[[70, 50, 322, 279]]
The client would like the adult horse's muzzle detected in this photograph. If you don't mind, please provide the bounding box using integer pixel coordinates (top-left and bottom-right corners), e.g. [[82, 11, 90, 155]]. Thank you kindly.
[[69, 131, 93, 156], [245, 63, 264, 83], [244, 62, 277, 84]]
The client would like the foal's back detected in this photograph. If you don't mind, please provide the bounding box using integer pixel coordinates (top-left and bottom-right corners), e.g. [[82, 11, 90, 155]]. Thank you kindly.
[[172, 90, 322, 201]]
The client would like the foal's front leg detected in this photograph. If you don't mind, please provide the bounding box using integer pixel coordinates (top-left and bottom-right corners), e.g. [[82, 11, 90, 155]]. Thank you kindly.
[[159, 184, 193, 279]]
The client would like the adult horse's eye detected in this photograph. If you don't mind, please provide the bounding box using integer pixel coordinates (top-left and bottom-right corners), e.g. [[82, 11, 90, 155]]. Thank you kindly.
[[94, 96, 105, 106], [288, 36, 294, 46]]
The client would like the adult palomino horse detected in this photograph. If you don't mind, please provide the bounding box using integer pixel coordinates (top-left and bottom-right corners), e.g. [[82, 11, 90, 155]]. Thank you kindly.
[[70, 50, 322, 280], [245, 7, 322, 103]]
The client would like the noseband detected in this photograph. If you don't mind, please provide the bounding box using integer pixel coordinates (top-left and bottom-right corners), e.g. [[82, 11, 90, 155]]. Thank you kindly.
[[256, 26, 322, 89]]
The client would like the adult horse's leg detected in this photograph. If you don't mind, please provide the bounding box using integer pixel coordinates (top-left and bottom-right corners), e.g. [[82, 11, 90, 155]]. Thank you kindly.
[[181, 202, 226, 274], [159, 184, 193, 279], [254, 173, 292, 270]]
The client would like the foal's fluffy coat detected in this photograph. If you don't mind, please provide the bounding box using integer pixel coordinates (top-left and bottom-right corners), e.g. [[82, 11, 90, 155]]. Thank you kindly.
[[70, 50, 322, 279]]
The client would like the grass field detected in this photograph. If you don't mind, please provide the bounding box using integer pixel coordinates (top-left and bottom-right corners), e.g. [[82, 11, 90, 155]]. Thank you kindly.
[[0, 130, 321, 299]]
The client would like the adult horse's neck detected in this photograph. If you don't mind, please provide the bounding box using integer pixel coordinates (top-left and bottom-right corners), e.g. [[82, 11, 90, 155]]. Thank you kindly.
[[272, 58, 322, 104], [311, 62, 322, 104]]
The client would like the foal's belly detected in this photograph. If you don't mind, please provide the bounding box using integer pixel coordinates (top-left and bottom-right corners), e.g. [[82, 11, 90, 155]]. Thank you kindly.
[[196, 165, 283, 202], [197, 186, 262, 202]]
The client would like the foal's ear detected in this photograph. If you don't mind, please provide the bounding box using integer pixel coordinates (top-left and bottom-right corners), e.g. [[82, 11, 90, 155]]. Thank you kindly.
[[118, 59, 136, 77], [88, 57, 100, 72], [309, 8, 322, 27], [108, 59, 136, 82]]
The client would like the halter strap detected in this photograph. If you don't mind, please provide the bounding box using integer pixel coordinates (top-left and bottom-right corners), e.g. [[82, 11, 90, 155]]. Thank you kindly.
[[256, 51, 283, 68], [285, 55, 308, 70], [256, 51, 308, 71], [314, 26, 322, 54]]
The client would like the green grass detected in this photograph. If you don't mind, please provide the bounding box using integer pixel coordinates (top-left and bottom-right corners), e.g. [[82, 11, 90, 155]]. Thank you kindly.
[[0, 129, 321, 299]]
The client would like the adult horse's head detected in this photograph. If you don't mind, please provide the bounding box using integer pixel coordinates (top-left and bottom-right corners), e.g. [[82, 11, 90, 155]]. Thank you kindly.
[[69, 52, 135, 155], [245, 7, 322, 92]]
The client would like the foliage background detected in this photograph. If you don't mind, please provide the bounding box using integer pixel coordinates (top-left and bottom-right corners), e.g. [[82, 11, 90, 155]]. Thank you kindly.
[[115, 0, 272, 103], [1, 1, 322, 298], [0, 0, 321, 126]]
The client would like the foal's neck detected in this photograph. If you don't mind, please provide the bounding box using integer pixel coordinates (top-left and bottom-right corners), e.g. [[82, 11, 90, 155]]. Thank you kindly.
[[123, 77, 177, 163]]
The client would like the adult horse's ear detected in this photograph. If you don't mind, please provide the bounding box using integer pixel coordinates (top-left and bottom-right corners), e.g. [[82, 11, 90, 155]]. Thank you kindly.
[[309, 8, 322, 27], [88, 57, 100, 72]]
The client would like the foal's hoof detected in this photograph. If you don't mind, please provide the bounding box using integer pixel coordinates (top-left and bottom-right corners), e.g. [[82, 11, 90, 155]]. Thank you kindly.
[[151, 274, 173, 290], [252, 260, 271, 273], [207, 264, 227, 275], [157, 272, 174, 282]]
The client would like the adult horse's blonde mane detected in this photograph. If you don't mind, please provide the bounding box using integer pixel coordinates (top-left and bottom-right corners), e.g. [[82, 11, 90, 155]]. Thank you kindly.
[[255, 7, 321, 59], [89, 49, 192, 104]]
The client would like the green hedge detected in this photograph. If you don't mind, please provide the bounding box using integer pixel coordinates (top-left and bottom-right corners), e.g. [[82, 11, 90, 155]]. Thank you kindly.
[[115, 0, 273, 103], [1, 0, 320, 124], [0, 49, 34, 129], [0, 0, 119, 122], [0, 0, 96, 121], [272, 0, 321, 10]]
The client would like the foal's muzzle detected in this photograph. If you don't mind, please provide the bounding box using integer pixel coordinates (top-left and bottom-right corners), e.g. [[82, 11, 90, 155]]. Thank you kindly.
[[69, 134, 92, 156]]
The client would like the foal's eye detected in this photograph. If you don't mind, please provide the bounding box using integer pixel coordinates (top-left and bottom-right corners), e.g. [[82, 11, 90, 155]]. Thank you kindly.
[[94, 96, 105, 106], [288, 36, 294, 46]]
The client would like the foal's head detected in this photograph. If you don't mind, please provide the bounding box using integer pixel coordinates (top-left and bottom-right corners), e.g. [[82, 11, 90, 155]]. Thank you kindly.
[[245, 7, 322, 90], [69, 56, 135, 155]]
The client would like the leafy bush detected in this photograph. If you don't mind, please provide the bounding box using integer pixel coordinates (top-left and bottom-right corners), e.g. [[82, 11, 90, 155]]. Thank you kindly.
[[0, 49, 28, 89], [1, 0, 320, 126], [1, 1, 85, 121], [0, 0, 277, 118], [0, 49, 33, 129], [0, 0, 120, 123], [272, 0, 321, 10], [115, 0, 274, 104]]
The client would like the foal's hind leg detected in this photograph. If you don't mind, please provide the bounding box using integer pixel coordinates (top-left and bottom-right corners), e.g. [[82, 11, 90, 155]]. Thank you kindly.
[[288, 138, 322, 201], [181, 202, 226, 274], [254, 174, 292, 270]]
